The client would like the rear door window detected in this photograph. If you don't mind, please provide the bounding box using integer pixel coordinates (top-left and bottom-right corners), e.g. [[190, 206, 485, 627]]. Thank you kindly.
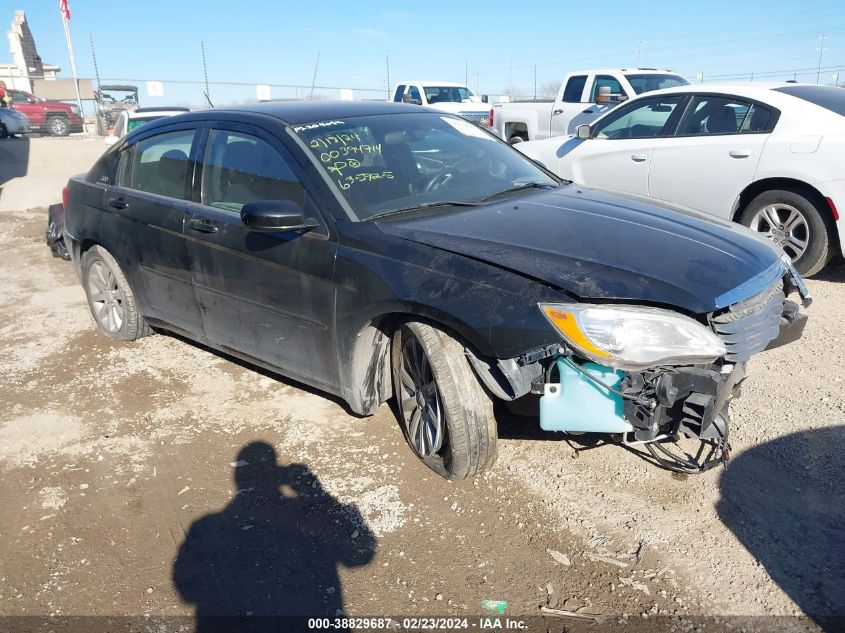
[[128, 129, 196, 199], [201, 129, 304, 212], [562, 75, 587, 102], [676, 96, 753, 136]]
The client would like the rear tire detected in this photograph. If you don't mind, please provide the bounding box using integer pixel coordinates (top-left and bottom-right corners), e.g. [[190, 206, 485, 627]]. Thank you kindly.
[[81, 246, 151, 341], [509, 134, 527, 145], [0, 122, 7, 139], [47, 115, 70, 136], [739, 189, 832, 277], [391, 321, 497, 480]]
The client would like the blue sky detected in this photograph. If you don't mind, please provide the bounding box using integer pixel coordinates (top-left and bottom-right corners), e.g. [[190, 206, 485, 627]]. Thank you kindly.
[[9, 0, 845, 107]]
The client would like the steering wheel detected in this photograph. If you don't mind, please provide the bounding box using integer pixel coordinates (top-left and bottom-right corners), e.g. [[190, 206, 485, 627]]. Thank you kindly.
[[422, 170, 454, 193]]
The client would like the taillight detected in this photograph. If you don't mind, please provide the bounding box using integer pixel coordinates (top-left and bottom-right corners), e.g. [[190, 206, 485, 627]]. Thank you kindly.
[[825, 196, 839, 221], [488, 109, 494, 127], [62, 185, 69, 208]]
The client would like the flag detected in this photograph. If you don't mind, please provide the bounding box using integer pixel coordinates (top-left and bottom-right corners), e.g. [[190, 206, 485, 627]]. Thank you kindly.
[[59, 0, 70, 20]]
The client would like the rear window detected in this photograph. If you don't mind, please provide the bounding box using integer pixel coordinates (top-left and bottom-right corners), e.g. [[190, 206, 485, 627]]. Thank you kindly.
[[774, 85, 845, 116], [625, 73, 689, 94], [562, 75, 587, 102], [127, 116, 165, 132]]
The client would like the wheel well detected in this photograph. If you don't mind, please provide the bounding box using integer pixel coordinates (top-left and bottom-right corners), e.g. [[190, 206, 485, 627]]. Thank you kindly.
[[733, 178, 838, 243], [343, 312, 494, 416], [505, 123, 528, 139], [80, 239, 98, 255]]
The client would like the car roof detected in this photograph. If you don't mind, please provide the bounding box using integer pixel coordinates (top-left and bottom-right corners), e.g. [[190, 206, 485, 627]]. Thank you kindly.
[[640, 82, 801, 98], [398, 81, 469, 87], [143, 100, 429, 127], [128, 108, 189, 117], [590, 68, 683, 75]]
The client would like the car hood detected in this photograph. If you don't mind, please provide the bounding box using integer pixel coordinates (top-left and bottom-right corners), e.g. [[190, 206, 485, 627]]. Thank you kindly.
[[377, 185, 783, 315]]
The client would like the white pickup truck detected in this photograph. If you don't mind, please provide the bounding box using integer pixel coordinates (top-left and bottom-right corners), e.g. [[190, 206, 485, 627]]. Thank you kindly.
[[491, 68, 689, 144], [392, 81, 491, 127]]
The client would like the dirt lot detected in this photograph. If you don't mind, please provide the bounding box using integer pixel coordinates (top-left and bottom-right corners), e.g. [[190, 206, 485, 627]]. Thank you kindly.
[[0, 137, 842, 632]]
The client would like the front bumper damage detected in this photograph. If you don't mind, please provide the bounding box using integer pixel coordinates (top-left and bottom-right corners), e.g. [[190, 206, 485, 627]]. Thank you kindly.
[[470, 261, 810, 473]]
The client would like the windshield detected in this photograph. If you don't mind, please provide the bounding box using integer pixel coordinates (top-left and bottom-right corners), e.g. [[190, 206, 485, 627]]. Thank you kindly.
[[127, 116, 165, 132], [423, 86, 479, 104], [625, 73, 689, 94], [293, 112, 557, 220]]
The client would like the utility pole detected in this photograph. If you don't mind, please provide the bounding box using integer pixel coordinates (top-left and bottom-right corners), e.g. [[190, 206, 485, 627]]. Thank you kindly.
[[508, 58, 512, 95], [201, 42, 212, 107], [816, 34, 828, 84], [635, 39, 647, 67], [385, 55, 391, 99], [309, 50, 320, 100]]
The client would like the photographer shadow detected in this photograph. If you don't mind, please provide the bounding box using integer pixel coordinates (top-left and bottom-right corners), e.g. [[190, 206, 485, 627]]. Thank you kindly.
[[717, 426, 845, 630], [173, 442, 376, 631]]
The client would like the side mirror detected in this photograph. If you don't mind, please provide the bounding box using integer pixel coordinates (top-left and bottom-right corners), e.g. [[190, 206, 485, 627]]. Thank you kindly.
[[241, 200, 318, 232], [576, 124, 591, 139], [104, 135, 119, 146], [595, 86, 611, 104]]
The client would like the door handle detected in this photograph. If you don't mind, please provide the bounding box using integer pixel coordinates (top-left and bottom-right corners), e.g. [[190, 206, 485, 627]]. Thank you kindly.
[[630, 153, 648, 162], [107, 197, 129, 210], [552, 108, 564, 115], [729, 150, 750, 159], [188, 218, 218, 234]]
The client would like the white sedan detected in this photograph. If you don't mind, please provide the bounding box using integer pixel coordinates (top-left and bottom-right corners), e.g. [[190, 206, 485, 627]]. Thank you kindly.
[[517, 83, 845, 275]]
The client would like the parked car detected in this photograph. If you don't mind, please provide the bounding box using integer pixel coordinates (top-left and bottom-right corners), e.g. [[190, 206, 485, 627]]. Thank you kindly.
[[105, 107, 191, 144], [63, 101, 808, 479], [8, 88, 84, 136], [392, 81, 490, 126], [517, 83, 845, 276], [0, 106, 30, 138], [491, 68, 689, 144]]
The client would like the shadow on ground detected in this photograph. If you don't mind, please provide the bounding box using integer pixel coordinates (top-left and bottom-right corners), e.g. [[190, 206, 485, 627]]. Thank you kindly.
[[0, 134, 30, 197], [717, 426, 845, 630], [812, 256, 845, 283], [172, 442, 376, 631]]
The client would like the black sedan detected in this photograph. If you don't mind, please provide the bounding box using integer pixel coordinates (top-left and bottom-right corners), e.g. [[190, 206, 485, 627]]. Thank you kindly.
[[64, 101, 808, 478]]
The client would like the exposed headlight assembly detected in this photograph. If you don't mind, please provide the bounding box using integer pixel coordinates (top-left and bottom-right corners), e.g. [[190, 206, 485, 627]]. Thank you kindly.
[[539, 303, 726, 370]]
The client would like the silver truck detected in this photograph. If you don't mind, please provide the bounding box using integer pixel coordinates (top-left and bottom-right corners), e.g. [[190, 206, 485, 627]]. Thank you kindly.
[[491, 68, 688, 144]]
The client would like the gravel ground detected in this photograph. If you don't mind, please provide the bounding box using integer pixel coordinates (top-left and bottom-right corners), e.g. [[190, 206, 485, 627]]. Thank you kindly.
[[0, 138, 841, 632]]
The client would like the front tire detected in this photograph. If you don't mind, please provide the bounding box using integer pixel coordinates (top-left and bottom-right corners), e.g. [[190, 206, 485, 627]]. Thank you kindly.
[[391, 322, 497, 480], [82, 246, 151, 341], [739, 189, 832, 276], [47, 115, 70, 136]]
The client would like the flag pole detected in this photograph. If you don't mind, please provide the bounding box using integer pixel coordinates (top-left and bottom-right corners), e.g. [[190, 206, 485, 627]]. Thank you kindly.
[[60, 9, 85, 131]]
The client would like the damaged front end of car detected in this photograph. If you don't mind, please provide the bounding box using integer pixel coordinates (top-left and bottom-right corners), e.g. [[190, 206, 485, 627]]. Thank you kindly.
[[475, 255, 810, 474]]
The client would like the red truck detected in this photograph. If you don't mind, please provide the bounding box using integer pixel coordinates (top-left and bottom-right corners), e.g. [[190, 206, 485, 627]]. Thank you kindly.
[[8, 88, 84, 136]]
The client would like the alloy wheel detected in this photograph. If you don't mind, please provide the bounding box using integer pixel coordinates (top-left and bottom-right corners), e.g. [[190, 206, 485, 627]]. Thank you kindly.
[[748, 203, 808, 261], [49, 117, 69, 136], [398, 334, 445, 458], [87, 260, 125, 333]]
